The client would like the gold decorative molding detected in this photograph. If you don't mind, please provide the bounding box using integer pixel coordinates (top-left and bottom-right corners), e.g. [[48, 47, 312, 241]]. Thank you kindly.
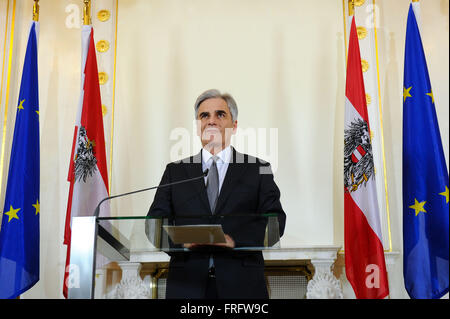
[[109, 0, 119, 193], [361, 59, 369, 72], [97, 9, 111, 22], [98, 72, 108, 85], [356, 26, 367, 40], [373, 0, 393, 252], [96, 40, 110, 53], [102, 104, 108, 116], [354, 0, 365, 6], [366, 93, 371, 106]]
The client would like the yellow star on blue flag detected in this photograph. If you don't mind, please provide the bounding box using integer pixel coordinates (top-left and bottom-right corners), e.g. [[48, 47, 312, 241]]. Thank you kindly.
[[0, 22, 40, 299], [4, 205, 21, 222], [408, 199, 427, 217]]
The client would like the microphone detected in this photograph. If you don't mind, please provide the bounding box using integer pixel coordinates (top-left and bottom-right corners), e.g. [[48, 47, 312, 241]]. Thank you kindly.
[[93, 168, 209, 217]]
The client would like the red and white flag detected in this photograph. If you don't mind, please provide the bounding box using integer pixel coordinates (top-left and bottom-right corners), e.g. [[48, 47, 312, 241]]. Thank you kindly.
[[344, 16, 389, 299], [63, 26, 109, 298]]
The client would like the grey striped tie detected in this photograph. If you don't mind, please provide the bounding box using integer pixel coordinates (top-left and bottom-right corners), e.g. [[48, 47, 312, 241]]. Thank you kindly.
[[206, 156, 219, 214]]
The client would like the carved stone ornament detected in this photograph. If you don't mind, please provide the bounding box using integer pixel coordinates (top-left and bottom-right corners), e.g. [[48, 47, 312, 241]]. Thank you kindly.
[[306, 260, 344, 299], [109, 276, 151, 299], [107, 263, 151, 299]]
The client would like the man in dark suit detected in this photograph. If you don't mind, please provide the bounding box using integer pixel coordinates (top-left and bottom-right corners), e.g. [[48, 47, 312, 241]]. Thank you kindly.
[[148, 89, 286, 299]]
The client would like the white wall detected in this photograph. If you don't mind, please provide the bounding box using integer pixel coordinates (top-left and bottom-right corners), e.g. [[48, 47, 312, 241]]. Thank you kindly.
[[113, 0, 345, 246], [0, 0, 447, 298]]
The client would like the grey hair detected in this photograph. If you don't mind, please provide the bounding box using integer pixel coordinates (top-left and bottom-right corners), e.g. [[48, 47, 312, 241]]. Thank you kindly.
[[194, 89, 238, 122]]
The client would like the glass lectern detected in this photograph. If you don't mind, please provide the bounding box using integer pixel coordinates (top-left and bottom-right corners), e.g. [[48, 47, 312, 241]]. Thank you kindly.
[[67, 213, 281, 299]]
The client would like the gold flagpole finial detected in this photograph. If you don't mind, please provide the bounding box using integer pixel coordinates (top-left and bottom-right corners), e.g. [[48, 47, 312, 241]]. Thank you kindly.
[[83, 0, 92, 25], [33, 0, 39, 22], [348, 0, 355, 16]]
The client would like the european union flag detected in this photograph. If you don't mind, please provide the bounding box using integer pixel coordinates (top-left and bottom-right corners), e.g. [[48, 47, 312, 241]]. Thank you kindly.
[[0, 22, 40, 299], [403, 4, 449, 299]]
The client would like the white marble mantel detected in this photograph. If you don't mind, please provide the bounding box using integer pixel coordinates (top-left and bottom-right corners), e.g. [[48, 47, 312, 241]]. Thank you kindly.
[[130, 245, 342, 264], [103, 245, 345, 299], [262, 245, 342, 262]]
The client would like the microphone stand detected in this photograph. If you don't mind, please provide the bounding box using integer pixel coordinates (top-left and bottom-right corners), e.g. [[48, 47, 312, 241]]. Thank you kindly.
[[93, 169, 209, 218]]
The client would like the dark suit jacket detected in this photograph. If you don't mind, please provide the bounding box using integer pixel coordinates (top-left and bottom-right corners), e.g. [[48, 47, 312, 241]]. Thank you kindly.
[[148, 147, 286, 299]]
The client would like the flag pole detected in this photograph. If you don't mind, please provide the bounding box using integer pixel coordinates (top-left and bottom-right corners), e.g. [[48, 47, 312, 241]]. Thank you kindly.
[[348, 0, 355, 16], [83, 0, 92, 25], [33, 0, 39, 22], [17, 0, 38, 299]]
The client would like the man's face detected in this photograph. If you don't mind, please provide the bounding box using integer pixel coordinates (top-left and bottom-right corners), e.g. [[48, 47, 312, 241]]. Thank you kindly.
[[196, 97, 237, 151]]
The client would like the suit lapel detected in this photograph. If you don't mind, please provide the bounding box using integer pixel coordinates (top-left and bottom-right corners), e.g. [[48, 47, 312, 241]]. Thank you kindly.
[[215, 147, 248, 214], [183, 150, 211, 214]]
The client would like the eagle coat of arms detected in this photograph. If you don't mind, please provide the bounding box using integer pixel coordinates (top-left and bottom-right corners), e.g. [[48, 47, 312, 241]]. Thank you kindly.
[[344, 118, 375, 193], [74, 126, 98, 183]]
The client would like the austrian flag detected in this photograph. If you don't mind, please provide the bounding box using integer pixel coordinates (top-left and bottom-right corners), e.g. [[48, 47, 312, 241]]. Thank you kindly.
[[63, 26, 109, 298], [344, 16, 389, 299]]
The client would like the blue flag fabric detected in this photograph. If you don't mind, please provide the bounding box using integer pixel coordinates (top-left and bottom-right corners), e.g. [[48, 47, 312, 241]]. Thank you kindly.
[[403, 4, 449, 299], [0, 22, 40, 299]]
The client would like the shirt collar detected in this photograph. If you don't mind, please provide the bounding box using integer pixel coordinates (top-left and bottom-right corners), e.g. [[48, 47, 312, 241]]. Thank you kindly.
[[202, 145, 232, 165]]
